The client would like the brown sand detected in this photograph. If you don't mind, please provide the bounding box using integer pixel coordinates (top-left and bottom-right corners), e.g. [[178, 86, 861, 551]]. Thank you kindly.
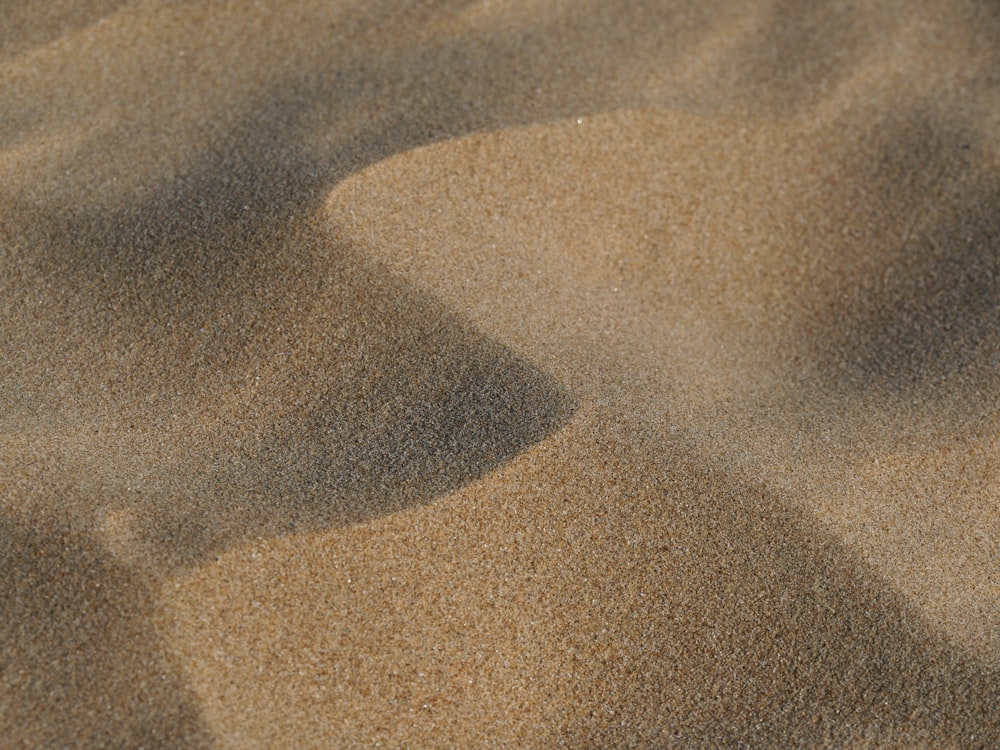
[[2, 1, 999, 747]]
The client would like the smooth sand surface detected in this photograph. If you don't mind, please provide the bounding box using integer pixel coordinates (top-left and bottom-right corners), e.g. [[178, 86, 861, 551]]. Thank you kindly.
[[2, 1, 999, 747]]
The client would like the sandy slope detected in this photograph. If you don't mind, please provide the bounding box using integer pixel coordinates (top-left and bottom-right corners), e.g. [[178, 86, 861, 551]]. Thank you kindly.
[[2, 0, 998, 747]]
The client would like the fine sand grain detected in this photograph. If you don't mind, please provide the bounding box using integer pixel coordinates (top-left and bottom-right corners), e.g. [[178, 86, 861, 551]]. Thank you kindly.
[[2, 1, 999, 747]]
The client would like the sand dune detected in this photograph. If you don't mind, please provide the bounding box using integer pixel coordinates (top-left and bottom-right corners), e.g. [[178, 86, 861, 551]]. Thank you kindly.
[[2, 1, 998, 747]]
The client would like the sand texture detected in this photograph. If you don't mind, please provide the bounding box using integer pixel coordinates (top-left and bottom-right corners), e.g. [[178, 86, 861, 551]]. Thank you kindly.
[[2, 0, 999, 747]]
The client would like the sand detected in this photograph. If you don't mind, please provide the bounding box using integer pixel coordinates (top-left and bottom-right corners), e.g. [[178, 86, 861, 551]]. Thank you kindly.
[[2, 0, 998, 747]]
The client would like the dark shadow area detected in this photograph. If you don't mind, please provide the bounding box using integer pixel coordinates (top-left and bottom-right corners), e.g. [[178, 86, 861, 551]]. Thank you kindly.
[[237, 268, 571, 525], [133, 225, 573, 568], [830, 206, 1000, 392], [0, 512, 214, 748], [798, 114, 1000, 426], [550, 430, 1000, 747]]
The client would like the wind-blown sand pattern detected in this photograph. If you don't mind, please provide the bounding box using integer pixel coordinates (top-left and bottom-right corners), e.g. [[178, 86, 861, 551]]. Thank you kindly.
[[2, 1, 998, 747]]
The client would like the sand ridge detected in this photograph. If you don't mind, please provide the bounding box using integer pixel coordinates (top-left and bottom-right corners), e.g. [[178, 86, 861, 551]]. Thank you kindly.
[[2, 0, 999, 747]]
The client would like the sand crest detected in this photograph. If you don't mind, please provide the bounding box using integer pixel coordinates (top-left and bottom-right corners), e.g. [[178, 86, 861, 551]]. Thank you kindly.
[[2, 1, 998, 747]]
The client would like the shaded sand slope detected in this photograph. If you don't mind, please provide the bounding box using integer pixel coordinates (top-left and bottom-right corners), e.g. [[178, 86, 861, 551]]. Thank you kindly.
[[0, 516, 212, 748], [1, 217, 571, 569], [2, 0, 999, 747]]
